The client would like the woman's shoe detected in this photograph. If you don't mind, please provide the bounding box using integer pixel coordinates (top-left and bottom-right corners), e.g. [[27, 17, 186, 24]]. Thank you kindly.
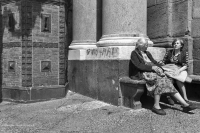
[[184, 99, 190, 103], [152, 106, 166, 115], [182, 104, 196, 112], [167, 96, 175, 105]]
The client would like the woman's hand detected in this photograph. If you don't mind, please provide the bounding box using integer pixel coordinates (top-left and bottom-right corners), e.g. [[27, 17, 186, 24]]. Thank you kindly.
[[174, 69, 181, 76], [152, 66, 165, 76]]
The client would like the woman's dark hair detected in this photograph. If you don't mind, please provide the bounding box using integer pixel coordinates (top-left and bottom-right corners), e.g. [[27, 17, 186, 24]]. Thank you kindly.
[[171, 38, 184, 51]]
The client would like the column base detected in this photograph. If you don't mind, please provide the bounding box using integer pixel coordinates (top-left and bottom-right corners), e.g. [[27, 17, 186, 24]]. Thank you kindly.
[[97, 34, 153, 47], [70, 40, 97, 49], [69, 45, 97, 50]]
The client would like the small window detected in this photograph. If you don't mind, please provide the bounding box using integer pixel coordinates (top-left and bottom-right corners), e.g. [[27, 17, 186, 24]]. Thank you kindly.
[[8, 13, 15, 32], [41, 14, 51, 32], [8, 61, 15, 72], [41, 61, 51, 72]]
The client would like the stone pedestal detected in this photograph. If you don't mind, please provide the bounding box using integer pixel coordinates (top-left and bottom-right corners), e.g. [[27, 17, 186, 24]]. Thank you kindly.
[[68, 46, 166, 106], [69, 0, 101, 49], [97, 0, 152, 47]]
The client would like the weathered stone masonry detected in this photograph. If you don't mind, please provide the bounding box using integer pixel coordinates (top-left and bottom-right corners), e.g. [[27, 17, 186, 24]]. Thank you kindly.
[[0, 0, 67, 102], [68, 0, 200, 106]]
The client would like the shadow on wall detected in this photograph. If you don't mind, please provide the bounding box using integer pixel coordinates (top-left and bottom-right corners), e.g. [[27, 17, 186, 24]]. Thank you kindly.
[[0, 3, 3, 102], [2, 0, 44, 38], [65, 0, 73, 83], [0, 0, 50, 101]]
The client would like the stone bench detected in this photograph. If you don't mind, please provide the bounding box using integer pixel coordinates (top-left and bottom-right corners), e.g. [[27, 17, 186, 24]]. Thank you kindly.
[[119, 74, 200, 110], [189, 75, 200, 84], [119, 76, 146, 109]]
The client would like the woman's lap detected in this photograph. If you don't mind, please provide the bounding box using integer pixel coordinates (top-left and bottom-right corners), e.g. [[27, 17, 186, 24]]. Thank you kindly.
[[143, 72, 177, 96]]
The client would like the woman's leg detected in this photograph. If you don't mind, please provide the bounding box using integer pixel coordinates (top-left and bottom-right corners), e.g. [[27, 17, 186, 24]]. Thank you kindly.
[[172, 92, 196, 111], [176, 80, 188, 101], [171, 92, 189, 107], [154, 94, 161, 109]]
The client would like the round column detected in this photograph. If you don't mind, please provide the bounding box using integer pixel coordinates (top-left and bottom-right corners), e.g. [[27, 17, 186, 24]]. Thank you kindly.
[[97, 0, 152, 47], [69, 0, 98, 49]]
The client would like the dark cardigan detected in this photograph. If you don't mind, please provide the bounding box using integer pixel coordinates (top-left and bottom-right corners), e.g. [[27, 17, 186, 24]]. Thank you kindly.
[[162, 49, 189, 68], [129, 49, 162, 80]]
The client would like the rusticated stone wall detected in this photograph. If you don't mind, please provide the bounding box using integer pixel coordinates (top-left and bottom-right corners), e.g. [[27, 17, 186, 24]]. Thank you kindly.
[[192, 0, 200, 75], [147, 0, 190, 41], [1, 2, 22, 87], [1, 0, 66, 88]]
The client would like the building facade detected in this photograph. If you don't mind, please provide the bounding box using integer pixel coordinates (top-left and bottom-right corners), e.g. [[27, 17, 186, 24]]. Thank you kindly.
[[0, 0, 67, 102], [1, 0, 200, 104]]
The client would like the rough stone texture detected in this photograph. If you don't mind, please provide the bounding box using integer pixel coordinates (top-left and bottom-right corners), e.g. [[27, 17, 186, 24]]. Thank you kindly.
[[32, 1, 59, 43], [193, 60, 200, 75], [32, 48, 59, 86], [193, 0, 200, 18], [59, 4, 66, 85], [147, 2, 169, 39], [171, 0, 189, 37], [1, 0, 66, 101], [119, 77, 146, 109], [192, 19, 200, 38], [68, 60, 124, 105], [147, 0, 156, 7], [102, 0, 146, 36], [148, 0, 190, 39], [192, 38, 200, 75], [2, 2, 21, 43], [2, 86, 67, 102], [193, 38, 200, 60], [2, 47, 22, 87]]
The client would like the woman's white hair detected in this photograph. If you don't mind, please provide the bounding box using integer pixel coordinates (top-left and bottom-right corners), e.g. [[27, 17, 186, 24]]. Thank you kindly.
[[135, 38, 148, 49]]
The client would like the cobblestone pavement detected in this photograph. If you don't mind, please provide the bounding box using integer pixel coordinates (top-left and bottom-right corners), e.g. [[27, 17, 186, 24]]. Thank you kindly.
[[1, 91, 200, 133]]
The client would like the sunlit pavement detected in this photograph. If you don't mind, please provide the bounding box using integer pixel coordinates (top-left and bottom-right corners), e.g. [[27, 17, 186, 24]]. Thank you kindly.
[[1, 91, 200, 133]]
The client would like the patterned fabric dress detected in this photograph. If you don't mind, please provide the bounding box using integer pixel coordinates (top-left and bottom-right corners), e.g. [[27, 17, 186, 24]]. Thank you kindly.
[[140, 52, 178, 96]]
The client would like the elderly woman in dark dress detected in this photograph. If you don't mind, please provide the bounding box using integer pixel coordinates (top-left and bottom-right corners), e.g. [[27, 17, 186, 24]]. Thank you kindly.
[[129, 38, 196, 115]]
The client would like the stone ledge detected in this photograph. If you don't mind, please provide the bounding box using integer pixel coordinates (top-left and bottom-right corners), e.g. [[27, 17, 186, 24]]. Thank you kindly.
[[2, 85, 68, 103], [189, 75, 200, 84], [119, 77, 146, 84]]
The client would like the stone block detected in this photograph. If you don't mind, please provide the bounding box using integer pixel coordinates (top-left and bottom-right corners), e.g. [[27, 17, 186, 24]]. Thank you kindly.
[[119, 77, 146, 109], [2, 86, 67, 103], [193, 0, 200, 18], [30, 86, 67, 101], [193, 38, 200, 60], [147, 2, 168, 39], [193, 60, 200, 75], [156, 0, 167, 5], [147, 0, 156, 7], [192, 19, 200, 37], [171, 1, 188, 37]]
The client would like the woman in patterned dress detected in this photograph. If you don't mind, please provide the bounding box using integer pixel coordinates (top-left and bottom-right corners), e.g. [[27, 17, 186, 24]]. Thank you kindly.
[[129, 38, 196, 115], [162, 38, 192, 102]]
